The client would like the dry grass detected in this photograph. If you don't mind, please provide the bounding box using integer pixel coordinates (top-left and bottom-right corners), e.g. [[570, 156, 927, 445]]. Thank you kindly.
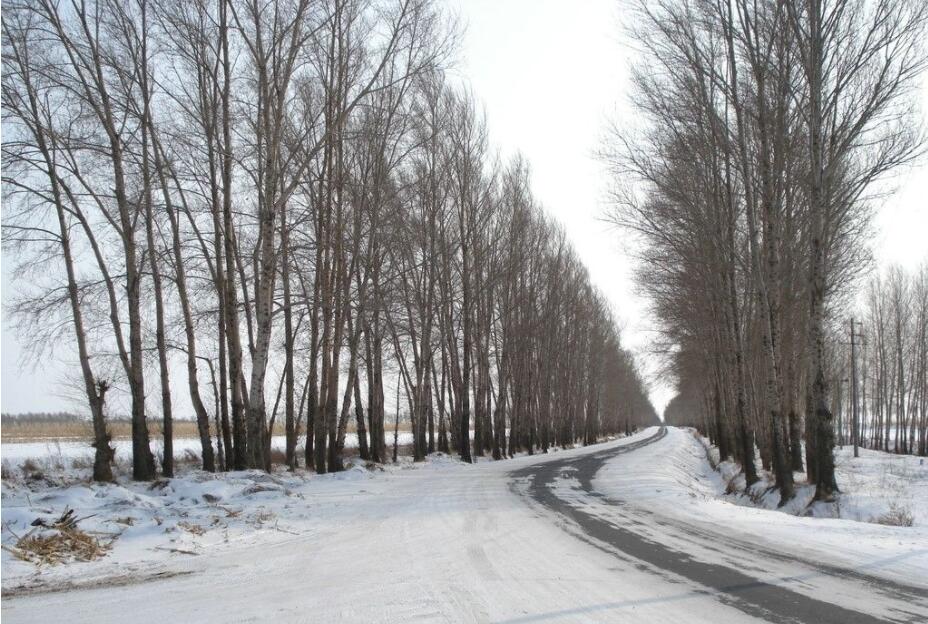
[[20, 458, 43, 477], [5, 528, 109, 565], [2, 419, 207, 443], [175, 449, 202, 467], [252, 510, 275, 525], [268, 447, 288, 465], [177, 521, 206, 536], [873, 503, 915, 527], [3, 418, 410, 443], [2, 509, 113, 566]]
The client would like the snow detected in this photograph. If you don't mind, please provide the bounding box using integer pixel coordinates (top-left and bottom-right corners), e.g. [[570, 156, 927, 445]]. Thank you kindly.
[[700, 435, 928, 526], [0, 433, 415, 471], [2, 427, 925, 623], [2, 431, 771, 623], [593, 427, 928, 588]]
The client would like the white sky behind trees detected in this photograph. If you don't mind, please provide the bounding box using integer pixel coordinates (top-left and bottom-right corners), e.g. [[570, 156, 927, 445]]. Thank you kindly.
[[2, 0, 926, 416]]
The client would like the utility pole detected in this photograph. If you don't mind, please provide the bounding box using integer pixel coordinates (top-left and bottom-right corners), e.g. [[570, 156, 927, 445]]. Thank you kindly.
[[836, 376, 845, 448], [850, 318, 859, 458], [393, 374, 401, 463], [861, 333, 868, 450]]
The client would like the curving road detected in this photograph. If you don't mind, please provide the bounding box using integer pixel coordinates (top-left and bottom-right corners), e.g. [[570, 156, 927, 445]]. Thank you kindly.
[[511, 427, 928, 623], [3, 426, 926, 623]]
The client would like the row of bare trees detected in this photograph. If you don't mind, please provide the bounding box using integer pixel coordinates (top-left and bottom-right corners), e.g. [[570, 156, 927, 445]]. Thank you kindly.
[[2, 0, 657, 482], [832, 265, 928, 456], [610, 0, 926, 502]]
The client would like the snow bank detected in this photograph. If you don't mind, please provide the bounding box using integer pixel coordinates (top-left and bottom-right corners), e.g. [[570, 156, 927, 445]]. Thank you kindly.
[[701, 434, 928, 526], [0, 454, 419, 594], [593, 427, 928, 587]]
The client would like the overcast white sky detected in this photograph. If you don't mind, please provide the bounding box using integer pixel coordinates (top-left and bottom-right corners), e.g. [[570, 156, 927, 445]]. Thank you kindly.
[[1, 0, 926, 416]]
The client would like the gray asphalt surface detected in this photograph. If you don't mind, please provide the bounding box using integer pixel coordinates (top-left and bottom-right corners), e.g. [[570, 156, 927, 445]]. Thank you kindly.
[[511, 427, 928, 624]]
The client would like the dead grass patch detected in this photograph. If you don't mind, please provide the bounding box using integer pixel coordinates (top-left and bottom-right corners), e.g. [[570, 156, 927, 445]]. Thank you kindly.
[[268, 447, 287, 465], [176, 449, 201, 466], [252, 510, 275, 526], [177, 521, 206, 536], [2, 419, 208, 443], [3, 509, 113, 565], [873, 503, 914, 527], [3, 418, 410, 443], [242, 483, 282, 495], [20, 458, 44, 480], [69, 456, 94, 470]]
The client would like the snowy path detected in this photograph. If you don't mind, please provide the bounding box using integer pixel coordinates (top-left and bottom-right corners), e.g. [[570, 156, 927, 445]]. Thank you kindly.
[[3, 427, 926, 623]]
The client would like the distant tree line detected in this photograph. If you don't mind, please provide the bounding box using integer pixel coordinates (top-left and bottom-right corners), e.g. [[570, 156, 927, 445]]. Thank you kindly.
[[668, 263, 928, 459], [609, 0, 927, 502], [2, 0, 657, 482], [2, 412, 85, 424], [838, 265, 928, 455]]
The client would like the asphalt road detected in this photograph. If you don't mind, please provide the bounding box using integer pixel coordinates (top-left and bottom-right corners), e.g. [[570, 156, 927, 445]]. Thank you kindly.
[[4, 427, 926, 623], [511, 427, 928, 624]]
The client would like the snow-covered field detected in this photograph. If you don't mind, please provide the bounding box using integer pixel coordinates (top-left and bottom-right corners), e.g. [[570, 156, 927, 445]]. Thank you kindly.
[[0, 432, 415, 472], [593, 427, 928, 586]]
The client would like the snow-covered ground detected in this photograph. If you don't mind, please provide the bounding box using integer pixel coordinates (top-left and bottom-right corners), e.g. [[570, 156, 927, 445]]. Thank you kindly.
[[0, 432, 414, 472], [701, 433, 928, 526], [1, 435, 591, 597], [2, 427, 925, 623], [593, 427, 928, 587], [1, 456, 399, 593], [0, 431, 773, 623]]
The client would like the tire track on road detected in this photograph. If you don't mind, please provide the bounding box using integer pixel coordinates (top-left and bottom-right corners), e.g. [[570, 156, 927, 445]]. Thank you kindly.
[[510, 427, 927, 624]]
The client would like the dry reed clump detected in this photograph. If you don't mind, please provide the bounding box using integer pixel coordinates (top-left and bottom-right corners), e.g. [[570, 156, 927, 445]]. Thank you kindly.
[[175, 448, 201, 466], [177, 521, 206, 536], [873, 502, 915, 527], [69, 456, 95, 470], [1, 419, 208, 443], [20, 458, 44, 480], [2, 508, 113, 566], [2, 417, 408, 443], [268, 447, 288, 465]]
